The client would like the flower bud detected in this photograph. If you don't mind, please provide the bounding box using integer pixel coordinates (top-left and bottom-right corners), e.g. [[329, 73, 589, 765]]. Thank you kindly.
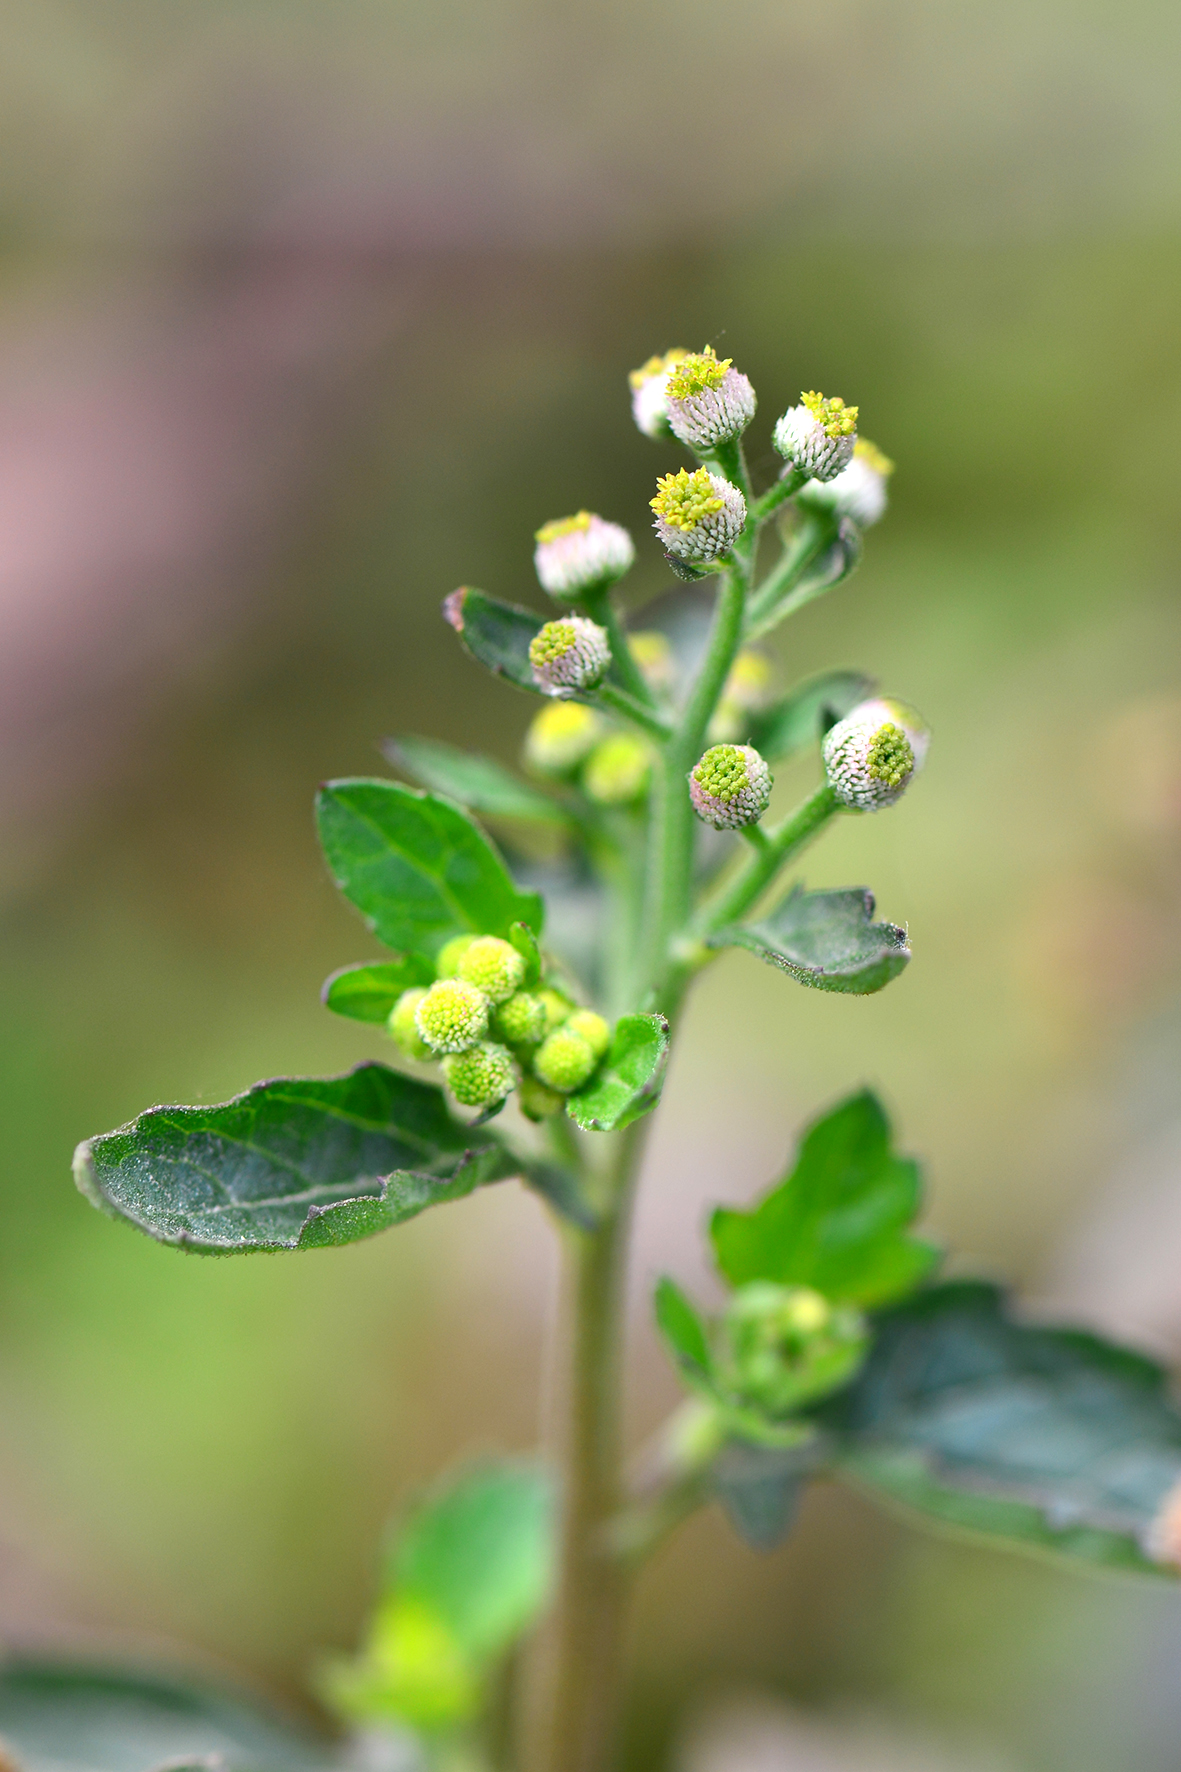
[[628, 348, 689, 439], [534, 512, 635, 602], [456, 935, 526, 1004], [388, 988, 432, 1061], [709, 649, 774, 742], [627, 630, 675, 694], [415, 978, 489, 1054], [822, 697, 929, 810], [443, 1041, 515, 1109], [773, 391, 858, 482], [523, 702, 603, 776], [492, 990, 547, 1047], [798, 438, 893, 527], [664, 346, 756, 451], [529, 618, 611, 697], [650, 468, 746, 566], [533, 1026, 598, 1094], [536, 988, 576, 1034], [517, 1073, 566, 1122], [564, 1009, 610, 1060], [435, 934, 478, 979], [722, 1281, 868, 1416], [582, 733, 652, 806], [689, 743, 773, 830]]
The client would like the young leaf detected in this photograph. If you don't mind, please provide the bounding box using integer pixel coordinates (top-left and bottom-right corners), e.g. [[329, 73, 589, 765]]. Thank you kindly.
[[565, 1012, 669, 1133], [382, 734, 573, 829], [654, 1276, 714, 1385], [322, 956, 433, 1023], [821, 1282, 1181, 1578], [746, 669, 876, 762], [74, 1063, 519, 1253], [316, 777, 544, 961], [712, 884, 910, 995], [711, 1090, 938, 1308], [509, 919, 543, 988], [444, 586, 546, 693], [711, 1437, 827, 1551]]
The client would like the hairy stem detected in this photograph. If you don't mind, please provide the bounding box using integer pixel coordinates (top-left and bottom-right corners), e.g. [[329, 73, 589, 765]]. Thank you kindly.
[[581, 587, 658, 710], [750, 465, 807, 524], [594, 684, 672, 743], [696, 783, 839, 936], [744, 509, 834, 631]]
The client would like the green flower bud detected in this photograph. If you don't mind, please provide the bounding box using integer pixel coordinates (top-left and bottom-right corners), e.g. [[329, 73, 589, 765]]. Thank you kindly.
[[582, 733, 652, 806], [536, 988, 575, 1034], [435, 933, 478, 978], [454, 935, 525, 1005], [564, 1009, 610, 1060], [627, 630, 675, 693], [388, 988, 432, 1061], [523, 702, 603, 775], [533, 1027, 597, 1094], [493, 990, 547, 1047], [722, 1282, 869, 1417], [689, 743, 773, 830], [517, 1074, 566, 1122], [822, 697, 929, 811], [415, 978, 489, 1054], [529, 617, 611, 697], [442, 1041, 515, 1109]]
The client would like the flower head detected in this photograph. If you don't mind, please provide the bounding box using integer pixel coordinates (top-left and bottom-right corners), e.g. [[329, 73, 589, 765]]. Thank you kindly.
[[536, 988, 576, 1034], [722, 1281, 869, 1416], [651, 467, 746, 566], [664, 346, 756, 450], [534, 511, 635, 602], [523, 702, 603, 775], [564, 1009, 610, 1060], [529, 617, 611, 697], [533, 1026, 598, 1094], [443, 1041, 515, 1109], [628, 348, 689, 438], [388, 987, 431, 1061], [435, 933, 477, 978], [456, 935, 526, 1004], [799, 438, 894, 527], [582, 732, 652, 805], [823, 696, 929, 810], [689, 743, 773, 830], [415, 978, 490, 1053], [773, 390, 859, 482]]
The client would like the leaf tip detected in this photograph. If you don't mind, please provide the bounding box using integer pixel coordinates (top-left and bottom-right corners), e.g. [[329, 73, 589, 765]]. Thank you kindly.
[[443, 588, 469, 632]]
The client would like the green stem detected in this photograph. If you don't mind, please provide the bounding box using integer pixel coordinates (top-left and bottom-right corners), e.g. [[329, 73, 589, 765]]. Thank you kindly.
[[704, 436, 752, 506], [750, 465, 807, 524], [580, 587, 658, 710], [696, 783, 839, 937], [593, 684, 672, 744], [745, 510, 834, 631]]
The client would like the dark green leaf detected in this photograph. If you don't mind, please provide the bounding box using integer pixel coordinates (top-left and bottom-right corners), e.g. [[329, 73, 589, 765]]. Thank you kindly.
[[712, 1437, 827, 1551], [444, 587, 545, 694], [821, 1281, 1181, 1577], [509, 920, 543, 988], [382, 734, 572, 829], [712, 884, 910, 995], [711, 1090, 938, 1307], [747, 670, 876, 761], [75, 1063, 517, 1253], [565, 1013, 669, 1133], [321, 956, 433, 1023], [316, 777, 544, 961], [654, 1276, 714, 1384]]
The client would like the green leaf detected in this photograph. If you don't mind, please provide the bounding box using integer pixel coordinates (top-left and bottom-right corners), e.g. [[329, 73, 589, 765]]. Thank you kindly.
[[746, 669, 876, 761], [0, 1660, 342, 1771], [710, 1090, 938, 1308], [745, 518, 862, 640], [383, 734, 572, 829], [444, 586, 546, 694], [565, 1012, 669, 1133], [322, 956, 433, 1023], [74, 1063, 518, 1253], [316, 777, 544, 961], [821, 1281, 1181, 1577], [509, 919, 543, 988], [712, 884, 910, 995], [711, 1437, 827, 1551], [654, 1276, 714, 1384]]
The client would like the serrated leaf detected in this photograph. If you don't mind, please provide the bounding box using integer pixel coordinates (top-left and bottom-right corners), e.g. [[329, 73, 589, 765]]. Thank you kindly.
[[711, 1437, 827, 1551], [746, 670, 876, 761], [821, 1282, 1181, 1577], [444, 587, 546, 694], [565, 1013, 669, 1133], [74, 1063, 517, 1253], [383, 734, 572, 829], [711, 1090, 938, 1308], [712, 884, 910, 995], [654, 1276, 714, 1384], [316, 777, 544, 962], [321, 956, 433, 1023]]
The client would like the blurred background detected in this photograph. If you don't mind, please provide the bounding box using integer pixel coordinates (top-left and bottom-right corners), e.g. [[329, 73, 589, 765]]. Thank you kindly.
[[1, 1, 1180, 1766]]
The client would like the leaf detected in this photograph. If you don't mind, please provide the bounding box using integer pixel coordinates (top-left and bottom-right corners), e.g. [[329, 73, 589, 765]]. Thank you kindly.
[[74, 1063, 518, 1254], [444, 587, 546, 694], [565, 1013, 669, 1133], [321, 956, 433, 1023], [317, 777, 544, 961], [746, 669, 876, 761], [382, 734, 572, 829], [821, 1281, 1181, 1577], [711, 1437, 827, 1551], [654, 1276, 714, 1384], [0, 1660, 342, 1772], [710, 1090, 938, 1308], [745, 518, 862, 640], [712, 884, 910, 995], [509, 919, 543, 988]]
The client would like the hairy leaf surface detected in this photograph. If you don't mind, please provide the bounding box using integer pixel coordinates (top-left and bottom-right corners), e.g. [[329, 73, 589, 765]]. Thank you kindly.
[[566, 1013, 669, 1132], [713, 884, 910, 994], [383, 734, 572, 828]]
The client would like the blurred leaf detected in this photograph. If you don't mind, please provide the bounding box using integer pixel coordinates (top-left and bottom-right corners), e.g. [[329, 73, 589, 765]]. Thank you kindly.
[[745, 518, 863, 640], [317, 777, 544, 961], [822, 1282, 1181, 1577], [711, 1091, 938, 1307], [712, 884, 910, 995], [0, 1660, 341, 1772], [746, 669, 876, 761], [509, 919, 543, 988], [566, 1013, 669, 1132], [654, 1276, 714, 1385], [321, 956, 433, 1023], [75, 1063, 517, 1253], [383, 734, 572, 829], [711, 1437, 827, 1551], [444, 587, 545, 694]]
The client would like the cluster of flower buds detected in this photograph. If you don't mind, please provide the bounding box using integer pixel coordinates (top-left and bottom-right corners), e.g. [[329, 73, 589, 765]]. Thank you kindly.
[[522, 702, 652, 808], [823, 696, 930, 811], [529, 617, 611, 697], [720, 1282, 869, 1417], [533, 511, 635, 602], [388, 933, 612, 1116], [689, 743, 773, 830], [650, 466, 746, 567], [798, 438, 894, 528], [773, 390, 859, 482]]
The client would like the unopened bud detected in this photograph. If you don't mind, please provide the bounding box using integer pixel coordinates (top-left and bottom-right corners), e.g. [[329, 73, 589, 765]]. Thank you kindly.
[[493, 990, 547, 1047], [456, 935, 526, 1004], [689, 743, 773, 830], [533, 1026, 598, 1094], [799, 438, 893, 527], [651, 467, 746, 566], [628, 348, 689, 439], [388, 988, 432, 1061], [536, 988, 576, 1034], [443, 1041, 515, 1109], [564, 1009, 610, 1060], [722, 1281, 868, 1416], [534, 511, 635, 602], [435, 934, 478, 978], [773, 391, 858, 482], [524, 702, 603, 776], [415, 978, 489, 1054], [823, 697, 929, 810], [665, 346, 756, 451], [582, 733, 652, 806], [709, 649, 774, 742], [529, 618, 611, 697]]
